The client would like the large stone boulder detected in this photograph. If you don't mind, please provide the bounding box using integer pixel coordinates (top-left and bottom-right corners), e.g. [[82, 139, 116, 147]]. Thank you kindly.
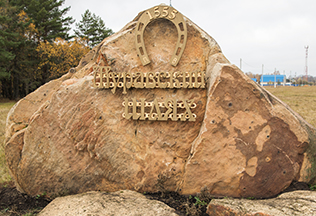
[[207, 190, 316, 216], [38, 190, 179, 216], [5, 5, 316, 198]]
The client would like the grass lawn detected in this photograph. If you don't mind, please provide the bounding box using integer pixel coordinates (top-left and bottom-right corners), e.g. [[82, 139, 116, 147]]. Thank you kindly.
[[264, 86, 316, 128]]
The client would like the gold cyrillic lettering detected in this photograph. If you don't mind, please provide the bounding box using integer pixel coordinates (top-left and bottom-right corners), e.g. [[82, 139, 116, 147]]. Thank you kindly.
[[148, 98, 161, 120], [181, 71, 188, 88], [169, 71, 180, 89], [182, 100, 195, 121], [188, 71, 194, 88], [132, 98, 140, 120], [163, 98, 173, 121], [93, 66, 99, 88], [193, 71, 200, 88], [122, 72, 127, 94], [123, 98, 132, 119], [122, 98, 196, 122], [93, 66, 206, 94], [134, 72, 144, 88], [109, 72, 121, 94], [200, 71, 205, 88], [146, 72, 156, 88], [157, 72, 167, 88], [125, 72, 133, 89], [139, 98, 146, 120], [172, 99, 177, 121]]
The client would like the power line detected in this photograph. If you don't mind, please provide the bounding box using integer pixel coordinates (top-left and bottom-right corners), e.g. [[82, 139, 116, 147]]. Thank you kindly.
[[240, 59, 265, 70], [242, 60, 261, 69], [234, 59, 289, 75]]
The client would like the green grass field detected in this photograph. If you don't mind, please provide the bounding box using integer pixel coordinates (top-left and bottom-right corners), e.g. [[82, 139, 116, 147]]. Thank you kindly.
[[265, 86, 316, 128], [0, 87, 315, 185]]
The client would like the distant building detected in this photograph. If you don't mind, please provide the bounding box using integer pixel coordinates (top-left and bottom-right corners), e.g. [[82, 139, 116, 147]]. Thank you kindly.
[[251, 78, 257, 82], [260, 75, 286, 86]]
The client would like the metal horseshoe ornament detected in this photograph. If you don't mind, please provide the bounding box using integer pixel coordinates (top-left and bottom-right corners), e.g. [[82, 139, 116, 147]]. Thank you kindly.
[[135, 5, 188, 67]]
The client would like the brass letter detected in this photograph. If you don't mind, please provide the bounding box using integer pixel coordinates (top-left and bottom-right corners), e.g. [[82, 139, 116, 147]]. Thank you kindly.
[[148, 98, 161, 120], [122, 72, 127, 94], [200, 71, 205, 88], [163, 99, 173, 121], [139, 98, 146, 120], [109, 72, 118, 94], [182, 100, 195, 121], [103, 66, 111, 88], [157, 72, 167, 88], [125, 71, 133, 89], [132, 98, 140, 120], [194, 71, 200, 88], [181, 71, 188, 88], [146, 72, 156, 88], [164, 98, 177, 121], [188, 71, 193, 88], [134, 72, 144, 88], [169, 71, 180, 89], [123, 98, 132, 119], [93, 66, 100, 88], [172, 99, 178, 121]]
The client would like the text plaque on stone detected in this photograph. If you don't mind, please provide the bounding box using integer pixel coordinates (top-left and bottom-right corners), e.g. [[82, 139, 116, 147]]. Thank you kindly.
[[93, 5, 204, 122]]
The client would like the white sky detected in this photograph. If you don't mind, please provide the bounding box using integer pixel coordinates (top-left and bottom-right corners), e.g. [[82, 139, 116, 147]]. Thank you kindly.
[[63, 0, 316, 77]]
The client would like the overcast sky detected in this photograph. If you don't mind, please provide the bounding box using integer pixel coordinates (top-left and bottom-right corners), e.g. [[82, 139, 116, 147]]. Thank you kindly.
[[63, 0, 315, 77]]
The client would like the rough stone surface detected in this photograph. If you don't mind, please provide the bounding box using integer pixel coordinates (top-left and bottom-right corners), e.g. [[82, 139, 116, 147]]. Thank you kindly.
[[38, 190, 179, 216], [179, 63, 314, 198], [207, 190, 316, 216], [5, 6, 316, 198]]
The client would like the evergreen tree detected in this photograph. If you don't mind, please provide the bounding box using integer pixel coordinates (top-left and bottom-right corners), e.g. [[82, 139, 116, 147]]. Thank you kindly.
[[9, 0, 75, 85], [74, 9, 113, 47], [0, 0, 19, 79], [0, 0, 35, 99], [14, 10, 41, 96], [1, 0, 74, 98], [10, 0, 74, 42]]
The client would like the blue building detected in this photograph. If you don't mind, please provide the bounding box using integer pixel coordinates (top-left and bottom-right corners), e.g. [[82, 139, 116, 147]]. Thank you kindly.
[[260, 75, 286, 86]]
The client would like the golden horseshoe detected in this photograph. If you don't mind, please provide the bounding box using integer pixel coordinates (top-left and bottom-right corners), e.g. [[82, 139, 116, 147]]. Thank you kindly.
[[135, 5, 187, 67]]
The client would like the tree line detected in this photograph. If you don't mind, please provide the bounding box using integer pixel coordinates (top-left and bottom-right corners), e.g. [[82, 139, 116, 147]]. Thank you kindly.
[[0, 0, 113, 100]]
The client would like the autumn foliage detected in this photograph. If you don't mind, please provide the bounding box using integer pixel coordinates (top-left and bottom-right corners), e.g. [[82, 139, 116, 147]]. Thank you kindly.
[[36, 38, 90, 80], [1, 0, 111, 99]]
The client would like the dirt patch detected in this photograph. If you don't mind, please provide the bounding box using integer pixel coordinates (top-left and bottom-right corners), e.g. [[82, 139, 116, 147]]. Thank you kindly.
[[282, 181, 311, 192], [0, 181, 312, 216], [145, 191, 210, 216], [0, 184, 50, 216], [0, 184, 209, 216]]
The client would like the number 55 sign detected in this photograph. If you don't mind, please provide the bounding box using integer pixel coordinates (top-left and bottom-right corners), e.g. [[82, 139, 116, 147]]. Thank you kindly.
[[135, 5, 188, 67]]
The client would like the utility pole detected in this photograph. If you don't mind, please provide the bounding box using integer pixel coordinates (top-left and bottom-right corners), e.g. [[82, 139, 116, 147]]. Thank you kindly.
[[305, 46, 309, 82], [170, 0, 172, 6], [240, 58, 242, 70], [261, 64, 264, 86], [274, 68, 276, 88]]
